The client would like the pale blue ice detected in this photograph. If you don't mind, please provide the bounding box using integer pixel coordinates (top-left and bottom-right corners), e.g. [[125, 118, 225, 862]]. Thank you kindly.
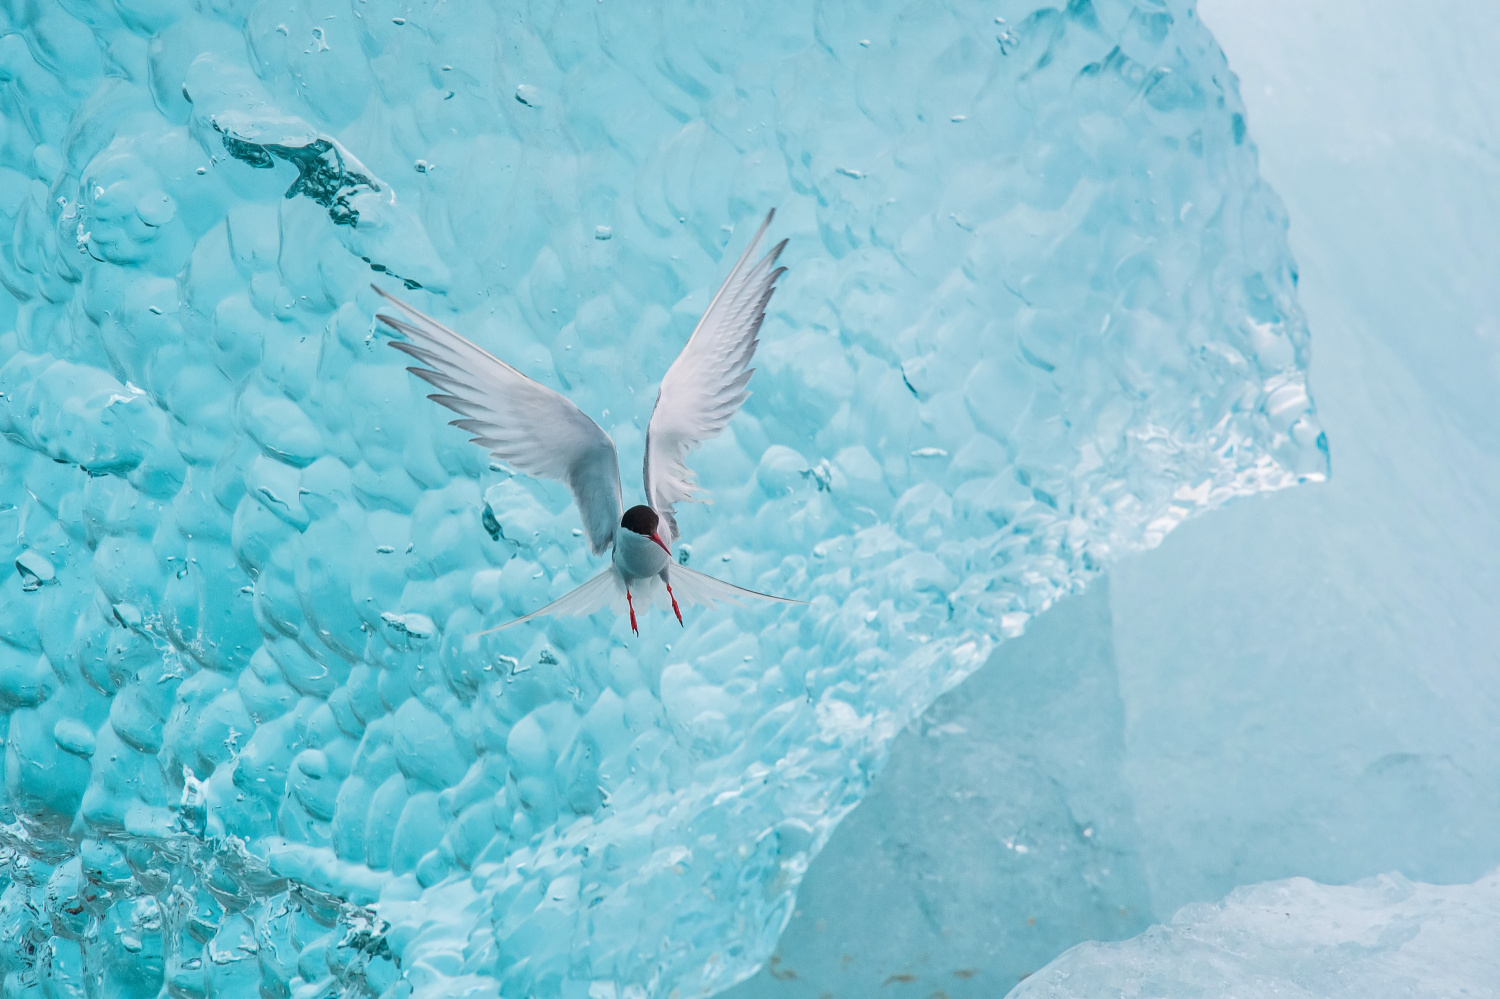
[[0, 0, 1355, 997], [729, 0, 1500, 996], [1010, 870, 1500, 998]]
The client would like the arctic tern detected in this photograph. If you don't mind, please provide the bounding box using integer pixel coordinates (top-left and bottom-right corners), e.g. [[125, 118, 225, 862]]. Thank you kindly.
[[373, 209, 804, 634]]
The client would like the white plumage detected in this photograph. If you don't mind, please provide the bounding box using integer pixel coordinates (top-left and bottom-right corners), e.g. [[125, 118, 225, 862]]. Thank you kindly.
[[373, 290, 623, 555], [373, 209, 801, 634], [645, 210, 786, 546]]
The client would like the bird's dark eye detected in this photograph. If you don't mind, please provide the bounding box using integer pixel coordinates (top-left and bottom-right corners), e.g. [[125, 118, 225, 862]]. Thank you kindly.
[[621, 505, 659, 535]]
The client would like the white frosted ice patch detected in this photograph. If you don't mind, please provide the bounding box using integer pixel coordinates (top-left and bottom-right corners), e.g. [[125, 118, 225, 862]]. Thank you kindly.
[[0, 1, 1322, 998], [1011, 870, 1500, 998]]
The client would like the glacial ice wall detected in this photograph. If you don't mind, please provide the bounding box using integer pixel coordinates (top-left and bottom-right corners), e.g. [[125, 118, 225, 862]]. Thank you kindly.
[[0, 1, 1322, 997]]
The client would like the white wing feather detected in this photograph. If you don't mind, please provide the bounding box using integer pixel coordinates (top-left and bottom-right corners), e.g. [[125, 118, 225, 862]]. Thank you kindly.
[[475, 569, 623, 634], [664, 563, 806, 610], [644, 210, 788, 545], [373, 286, 622, 555]]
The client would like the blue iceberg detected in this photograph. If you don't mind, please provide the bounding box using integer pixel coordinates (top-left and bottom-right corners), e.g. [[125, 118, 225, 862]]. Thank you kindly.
[[0, 0, 1322, 997]]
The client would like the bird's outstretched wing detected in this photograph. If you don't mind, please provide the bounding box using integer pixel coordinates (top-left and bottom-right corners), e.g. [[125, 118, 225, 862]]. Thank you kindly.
[[665, 562, 806, 610], [476, 569, 623, 634], [373, 286, 622, 555], [644, 210, 788, 546]]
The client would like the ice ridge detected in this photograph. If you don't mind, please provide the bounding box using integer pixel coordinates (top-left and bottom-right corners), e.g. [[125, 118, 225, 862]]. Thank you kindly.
[[0, 1, 1322, 997], [1011, 870, 1500, 998]]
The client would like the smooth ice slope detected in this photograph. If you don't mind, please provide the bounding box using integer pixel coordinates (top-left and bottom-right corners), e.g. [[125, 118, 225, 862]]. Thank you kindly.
[[0, 1, 1321, 997], [1009, 870, 1500, 998], [734, 1, 1500, 995], [1113, 0, 1500, 913], [727, 582, 1152, 999]]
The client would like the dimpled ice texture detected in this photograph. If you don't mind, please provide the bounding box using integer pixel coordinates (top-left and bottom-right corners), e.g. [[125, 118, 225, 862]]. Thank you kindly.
[[0, 1, 1323, 997]]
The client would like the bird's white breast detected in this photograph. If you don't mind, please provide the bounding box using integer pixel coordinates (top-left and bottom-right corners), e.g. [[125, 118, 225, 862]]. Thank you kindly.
[[612, 528, 670, 583]]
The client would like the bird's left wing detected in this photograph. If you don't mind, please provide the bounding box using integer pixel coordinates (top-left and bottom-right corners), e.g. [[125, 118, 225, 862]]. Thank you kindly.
[[644, 210, 788, 545], [475, 568, 623, 634], [373, 286, 622, 555], [665, 562, 806, 610]]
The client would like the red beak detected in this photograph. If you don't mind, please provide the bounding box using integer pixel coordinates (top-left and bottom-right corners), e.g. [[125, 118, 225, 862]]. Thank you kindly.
[[651, 532, 672, 556]]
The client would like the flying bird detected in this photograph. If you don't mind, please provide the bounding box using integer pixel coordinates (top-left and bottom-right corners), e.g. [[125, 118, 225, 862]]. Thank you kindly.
[[373, 209, 804, 634]]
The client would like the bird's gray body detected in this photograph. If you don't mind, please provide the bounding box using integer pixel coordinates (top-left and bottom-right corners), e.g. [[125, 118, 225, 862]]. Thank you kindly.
[[612, 527, 671, 587]]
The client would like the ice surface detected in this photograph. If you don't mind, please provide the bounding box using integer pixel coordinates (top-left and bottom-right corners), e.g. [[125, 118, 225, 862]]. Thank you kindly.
[[727, 582, 1153, 998], [732, 1, 1500, 995], [0, 1, 1322, 997], [1009, 870, 1500, 998], [1112, 0, 1500, 916]]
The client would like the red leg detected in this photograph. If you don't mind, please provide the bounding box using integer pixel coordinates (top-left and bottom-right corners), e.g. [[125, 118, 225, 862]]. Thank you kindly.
[[626, 589, 638, 635], [664, 581, 683, 626]]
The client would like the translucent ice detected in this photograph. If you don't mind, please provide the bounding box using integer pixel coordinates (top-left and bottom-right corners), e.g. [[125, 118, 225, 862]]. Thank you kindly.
[[1010, 870, 1500, 998], [727, 582, 1152, 998], [0, 1, 1321, 997], [731, 1, 1500, 994], [1111, 0, 1500, 915]]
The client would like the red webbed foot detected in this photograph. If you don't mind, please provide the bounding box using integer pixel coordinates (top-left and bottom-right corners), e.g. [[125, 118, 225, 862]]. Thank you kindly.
[[626, 589, 638, 635]]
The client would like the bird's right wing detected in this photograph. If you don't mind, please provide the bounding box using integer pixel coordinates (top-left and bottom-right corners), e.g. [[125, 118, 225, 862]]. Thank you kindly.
[[373, 286, 622, 555], [665, 563, 806, 610], [644, 210, 788, 545], [475, 568, 623, 634]]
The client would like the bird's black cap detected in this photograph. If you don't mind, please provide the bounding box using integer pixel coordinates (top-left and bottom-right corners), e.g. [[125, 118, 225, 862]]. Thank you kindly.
[[621, 505, 659, 536]]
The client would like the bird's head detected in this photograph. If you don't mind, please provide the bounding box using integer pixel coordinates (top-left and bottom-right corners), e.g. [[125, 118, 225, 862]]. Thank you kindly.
[[622, 505, 671, 554]]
